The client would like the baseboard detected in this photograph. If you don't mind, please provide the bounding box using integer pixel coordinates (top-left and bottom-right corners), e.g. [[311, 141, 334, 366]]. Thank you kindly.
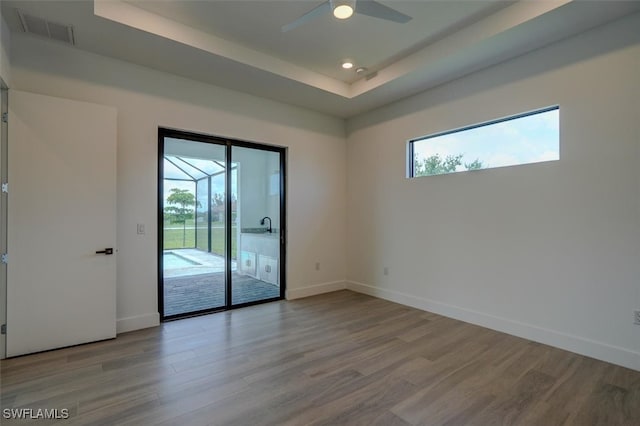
[[346, 280, 640, 372], [116, 312, 160, 334], [286, 280, 346, 300]]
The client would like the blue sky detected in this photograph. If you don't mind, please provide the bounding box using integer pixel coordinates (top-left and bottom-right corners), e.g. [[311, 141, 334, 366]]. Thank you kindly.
[[164, 169, 236, 205], [413, 108, 559, 173]]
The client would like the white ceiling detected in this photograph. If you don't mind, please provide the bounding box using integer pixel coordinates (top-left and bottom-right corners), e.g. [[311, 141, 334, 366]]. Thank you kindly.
[[2, 1, 640, 118], [126, 0, 511, 83]]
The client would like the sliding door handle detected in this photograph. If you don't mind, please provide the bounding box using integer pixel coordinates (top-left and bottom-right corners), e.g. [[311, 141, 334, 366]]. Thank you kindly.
[[96, 248, 114, 255]]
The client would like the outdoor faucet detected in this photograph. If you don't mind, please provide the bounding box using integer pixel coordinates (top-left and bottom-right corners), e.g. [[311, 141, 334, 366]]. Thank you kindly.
[[260, 216, 272, 233]]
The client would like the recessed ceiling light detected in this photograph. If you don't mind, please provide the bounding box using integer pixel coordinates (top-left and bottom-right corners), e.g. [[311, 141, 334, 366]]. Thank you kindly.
[[342, 61, 354, 69], [333, 5, 354, 19], [331, 0, 355, 19], [355, 67, 367, 74]]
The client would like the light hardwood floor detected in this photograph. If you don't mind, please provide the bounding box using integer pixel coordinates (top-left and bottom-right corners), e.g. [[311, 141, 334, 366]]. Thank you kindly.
[[1, 290, 639, 425]]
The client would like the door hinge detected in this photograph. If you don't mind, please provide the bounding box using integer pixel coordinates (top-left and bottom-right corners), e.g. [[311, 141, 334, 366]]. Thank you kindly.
[[1, 112, 7, 123], [1, 253, 7, 264], [1, 324, 5, 335], [1, 183, 7, 194]]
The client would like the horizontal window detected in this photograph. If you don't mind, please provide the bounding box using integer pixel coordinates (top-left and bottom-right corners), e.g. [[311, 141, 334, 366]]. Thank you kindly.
[[409, 106, 559, 178]]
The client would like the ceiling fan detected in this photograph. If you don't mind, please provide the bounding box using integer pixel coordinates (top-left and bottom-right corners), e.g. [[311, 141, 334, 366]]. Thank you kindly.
[[282, 0, 412, 32]]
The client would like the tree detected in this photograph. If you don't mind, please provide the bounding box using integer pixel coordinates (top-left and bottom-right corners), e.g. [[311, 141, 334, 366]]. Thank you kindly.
[[211, 193, 238, 222], [213, 192, 225, 207], [414, 153, 485, 176], [464, 159, 484, 171], [164, 188, 199, 246]]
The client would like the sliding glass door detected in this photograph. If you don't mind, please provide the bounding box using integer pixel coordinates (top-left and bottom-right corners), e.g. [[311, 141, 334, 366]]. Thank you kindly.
[[232, 146, 283, 305], [158, 130, 285, 320], [160, 137, 228, 317]]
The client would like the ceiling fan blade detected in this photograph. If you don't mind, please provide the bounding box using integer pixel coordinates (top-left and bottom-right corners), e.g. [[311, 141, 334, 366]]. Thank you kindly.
[[356, 0, 412, 23], [281, 1, 332, 32]]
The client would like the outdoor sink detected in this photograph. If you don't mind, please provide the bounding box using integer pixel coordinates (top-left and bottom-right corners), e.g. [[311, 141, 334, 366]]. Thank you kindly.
[[241, 227, 271, 234]]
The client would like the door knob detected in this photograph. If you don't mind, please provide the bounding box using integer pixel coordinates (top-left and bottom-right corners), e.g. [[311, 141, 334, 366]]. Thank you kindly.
[[96, 248, 114, 255]]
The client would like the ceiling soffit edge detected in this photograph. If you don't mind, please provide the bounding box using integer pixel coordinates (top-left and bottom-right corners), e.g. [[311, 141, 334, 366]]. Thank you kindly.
[[93, 0, 351, 98]]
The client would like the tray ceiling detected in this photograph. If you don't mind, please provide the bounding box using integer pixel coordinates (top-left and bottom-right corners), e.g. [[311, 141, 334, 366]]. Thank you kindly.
[[2, 1, 639, 118]]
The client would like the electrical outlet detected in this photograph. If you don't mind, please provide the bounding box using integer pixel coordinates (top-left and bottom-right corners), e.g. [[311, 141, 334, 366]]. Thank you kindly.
[[634, 310, 640, 325], [315, 262, 320, 271], [383, 267, 389, 276], [137, 223, 145, 235]]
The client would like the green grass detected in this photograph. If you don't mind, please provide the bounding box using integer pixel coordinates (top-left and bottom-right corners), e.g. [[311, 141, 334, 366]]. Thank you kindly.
[[163, 227, 196, 250], [210, 226, 237, 259], [163, 221, 237, 258]]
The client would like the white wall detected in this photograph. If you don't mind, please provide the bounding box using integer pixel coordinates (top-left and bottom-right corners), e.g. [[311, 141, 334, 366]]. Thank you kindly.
[[346, 13, 640, 371], [10, 35, 347, 332], [0, 8, 10, 85], [233, 146, 279, 231]]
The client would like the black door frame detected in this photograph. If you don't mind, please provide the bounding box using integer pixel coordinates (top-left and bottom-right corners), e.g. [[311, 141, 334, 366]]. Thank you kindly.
[[158, 128, 287, 321]]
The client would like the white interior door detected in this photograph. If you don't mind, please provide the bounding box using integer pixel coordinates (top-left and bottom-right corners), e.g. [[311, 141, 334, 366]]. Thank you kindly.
[[7, 90, 117, 357]]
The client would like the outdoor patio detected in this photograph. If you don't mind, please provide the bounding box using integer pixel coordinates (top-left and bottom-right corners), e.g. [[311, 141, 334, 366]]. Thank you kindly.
[[162, 249, 280, 316]]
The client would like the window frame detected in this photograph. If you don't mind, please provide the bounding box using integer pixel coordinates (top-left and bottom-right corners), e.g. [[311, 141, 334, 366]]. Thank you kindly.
[[408, 105, 560, 178]]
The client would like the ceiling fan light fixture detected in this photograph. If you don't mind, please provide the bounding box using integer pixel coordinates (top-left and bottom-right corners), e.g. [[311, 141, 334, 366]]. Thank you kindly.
[[331, 0, 356, 19], [333, 5, 353, 19]]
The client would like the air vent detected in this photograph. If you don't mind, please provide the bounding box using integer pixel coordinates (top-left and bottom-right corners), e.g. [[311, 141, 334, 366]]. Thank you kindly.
[[17, 9, 75, 45]]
